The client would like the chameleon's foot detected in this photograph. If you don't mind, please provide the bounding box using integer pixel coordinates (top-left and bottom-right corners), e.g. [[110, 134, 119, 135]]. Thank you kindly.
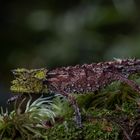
[[72, 103, 82, 128], [53, 89, 83, 127], [68, 95, 82, 128], [75, 110, 82, 128], [7, 95, 21, 104]]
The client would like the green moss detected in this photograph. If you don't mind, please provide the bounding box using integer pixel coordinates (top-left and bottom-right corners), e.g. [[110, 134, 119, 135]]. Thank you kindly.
[[2, 94, 140, 140], [46, 99, 135, 140], [45, 119, 120, 140]]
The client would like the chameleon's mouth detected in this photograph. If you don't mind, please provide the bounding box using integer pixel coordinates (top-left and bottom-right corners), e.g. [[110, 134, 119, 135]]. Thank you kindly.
[[10, 68, 48, 94]]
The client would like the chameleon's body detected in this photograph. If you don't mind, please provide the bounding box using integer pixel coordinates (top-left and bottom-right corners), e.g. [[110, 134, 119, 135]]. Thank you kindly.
[[10, 58, 140, 127], [46, 59, 140, 94]]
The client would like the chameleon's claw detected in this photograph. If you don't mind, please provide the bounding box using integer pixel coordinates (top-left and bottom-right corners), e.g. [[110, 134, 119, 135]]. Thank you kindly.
[[7, 95, 21, 104]]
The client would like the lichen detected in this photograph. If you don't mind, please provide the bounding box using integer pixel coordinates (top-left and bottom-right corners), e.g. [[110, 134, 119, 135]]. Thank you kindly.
[[10, 68, 48, 94]]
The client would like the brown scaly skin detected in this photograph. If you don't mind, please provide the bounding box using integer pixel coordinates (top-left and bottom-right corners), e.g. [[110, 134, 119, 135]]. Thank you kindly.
[[8, 58, 140, 127], [46, 58, 140, 94]]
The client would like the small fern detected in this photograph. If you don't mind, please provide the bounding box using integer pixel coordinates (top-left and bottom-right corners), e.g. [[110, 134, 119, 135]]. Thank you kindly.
[[51, 95, 73, 119], [0, 96, 56, 139]]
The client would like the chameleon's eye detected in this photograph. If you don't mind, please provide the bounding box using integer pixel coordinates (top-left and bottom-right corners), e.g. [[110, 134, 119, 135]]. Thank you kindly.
[[33, 69, 47, 80]]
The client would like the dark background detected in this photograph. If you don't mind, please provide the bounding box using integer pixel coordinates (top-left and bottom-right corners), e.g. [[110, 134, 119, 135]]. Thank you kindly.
[[1, 0, 140, 107]]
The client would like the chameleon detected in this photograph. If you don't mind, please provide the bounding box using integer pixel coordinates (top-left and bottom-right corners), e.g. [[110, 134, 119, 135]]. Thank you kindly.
[[9, 58, 140, 127]]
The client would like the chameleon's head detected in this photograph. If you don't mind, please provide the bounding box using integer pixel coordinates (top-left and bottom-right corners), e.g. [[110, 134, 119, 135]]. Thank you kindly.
[[10, 68, 48, 94]]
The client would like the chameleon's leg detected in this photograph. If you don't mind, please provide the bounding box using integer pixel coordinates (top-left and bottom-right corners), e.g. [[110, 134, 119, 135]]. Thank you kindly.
[[59, 91, 82, 127], [7, 95, 22, 104], [68, 95, 82, 128], [112, 73, 140, 94]]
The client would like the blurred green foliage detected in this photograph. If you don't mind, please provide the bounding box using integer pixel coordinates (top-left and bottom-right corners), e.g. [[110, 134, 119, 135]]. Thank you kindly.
[[1, 0, 140, 102]]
